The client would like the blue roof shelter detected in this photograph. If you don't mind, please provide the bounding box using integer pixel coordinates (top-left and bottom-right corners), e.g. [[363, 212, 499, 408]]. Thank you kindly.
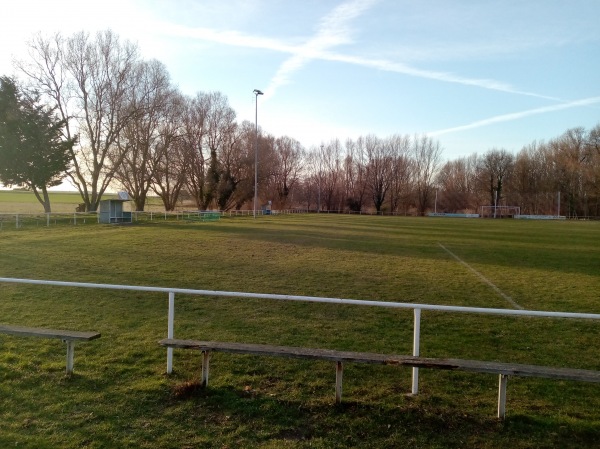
[[98, 192, 132, 224]]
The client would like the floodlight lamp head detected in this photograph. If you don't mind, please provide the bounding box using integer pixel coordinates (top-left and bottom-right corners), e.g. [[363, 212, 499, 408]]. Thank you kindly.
[[253, 89, 264, 95]]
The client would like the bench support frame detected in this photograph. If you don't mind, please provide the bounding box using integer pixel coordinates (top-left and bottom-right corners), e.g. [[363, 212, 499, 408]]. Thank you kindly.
[[65, 339, 75, 374], [161, 338, 600, 420], [202, 351, 210, 387], [0, 324, 100, 375], [498, 374, 508, 419], [335, 361, 343, 404]]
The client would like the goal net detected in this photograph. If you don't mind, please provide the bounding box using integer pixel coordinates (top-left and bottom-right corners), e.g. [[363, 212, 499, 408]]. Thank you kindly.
[[480, 206, 520, 218]]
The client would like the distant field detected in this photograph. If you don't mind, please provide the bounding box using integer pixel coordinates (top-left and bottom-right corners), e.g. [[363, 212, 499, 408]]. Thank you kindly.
[[0, 190, 82, 213], [0, 189, 166, 213], [0, 215, 598, 448]]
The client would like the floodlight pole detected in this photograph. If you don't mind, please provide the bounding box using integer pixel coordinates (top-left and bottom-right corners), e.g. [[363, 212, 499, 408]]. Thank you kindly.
[[253, 89, 264, 219]]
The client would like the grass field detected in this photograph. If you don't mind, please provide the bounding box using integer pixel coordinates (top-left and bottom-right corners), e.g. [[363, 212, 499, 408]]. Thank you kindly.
[[0, 189, 166, 213], [0, 214, 599, 448]]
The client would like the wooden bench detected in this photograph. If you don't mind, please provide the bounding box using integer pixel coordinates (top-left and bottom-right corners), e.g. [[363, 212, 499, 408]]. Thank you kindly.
[[159, 339, 600, 419], [1, 324, 101, 374]]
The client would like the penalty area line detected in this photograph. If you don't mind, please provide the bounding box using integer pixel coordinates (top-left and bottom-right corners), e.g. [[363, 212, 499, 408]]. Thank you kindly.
[[438, 243, 523, 310]]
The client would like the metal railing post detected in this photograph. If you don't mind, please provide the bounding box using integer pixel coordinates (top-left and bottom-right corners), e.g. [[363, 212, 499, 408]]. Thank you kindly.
[[167, 291, 175, 374], [412, 308, 421, 394]]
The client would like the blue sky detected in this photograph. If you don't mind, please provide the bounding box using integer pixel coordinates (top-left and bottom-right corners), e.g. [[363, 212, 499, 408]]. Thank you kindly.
[[1, 0, 599, 161]]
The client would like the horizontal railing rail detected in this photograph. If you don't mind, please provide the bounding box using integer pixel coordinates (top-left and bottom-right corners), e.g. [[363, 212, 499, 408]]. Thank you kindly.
[[1, 276, 599, 394]]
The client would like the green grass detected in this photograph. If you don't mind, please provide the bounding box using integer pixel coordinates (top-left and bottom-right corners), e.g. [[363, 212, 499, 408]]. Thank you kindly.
[[0, 215, 599, 448], [0, 189, 169, 213], [0, 190, 86, 213]]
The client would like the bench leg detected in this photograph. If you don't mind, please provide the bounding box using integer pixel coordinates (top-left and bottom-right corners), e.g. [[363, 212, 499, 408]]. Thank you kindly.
[[498, 374, 508, 419], [201, 351, 210, 387], [64, 339, 75, 374], [335, 361, 343, 404]]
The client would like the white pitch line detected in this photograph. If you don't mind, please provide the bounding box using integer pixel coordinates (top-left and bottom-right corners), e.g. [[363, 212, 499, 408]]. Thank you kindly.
[[438, 243, 523, 310]]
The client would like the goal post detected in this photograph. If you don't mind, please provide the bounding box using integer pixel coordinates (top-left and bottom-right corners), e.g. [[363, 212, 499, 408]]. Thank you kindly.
[[480, 205, 520, 218]]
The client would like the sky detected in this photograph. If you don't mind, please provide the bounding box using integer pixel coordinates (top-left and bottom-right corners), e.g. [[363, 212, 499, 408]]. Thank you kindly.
[[1, 0, 599, 162]]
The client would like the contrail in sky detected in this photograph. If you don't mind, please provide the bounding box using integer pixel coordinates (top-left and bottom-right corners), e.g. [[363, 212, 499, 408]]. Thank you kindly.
[[154, 3, 573, 103], [264, 0, 379, 99], [321, 53, 563, 102], [428, 96, 600, 136], [158, 20, 561, 101]]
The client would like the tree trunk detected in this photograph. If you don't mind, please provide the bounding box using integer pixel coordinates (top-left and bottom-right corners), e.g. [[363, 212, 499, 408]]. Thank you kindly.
[[31, 185, 52, 213]]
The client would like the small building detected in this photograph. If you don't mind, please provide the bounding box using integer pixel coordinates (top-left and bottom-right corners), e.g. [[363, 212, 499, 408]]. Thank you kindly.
[[98, 192, 132, 224], [262, 200, 272, 215]]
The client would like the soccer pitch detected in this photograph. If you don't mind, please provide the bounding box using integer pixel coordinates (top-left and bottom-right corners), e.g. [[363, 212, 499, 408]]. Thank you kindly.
[[0, 215, 598, 448]]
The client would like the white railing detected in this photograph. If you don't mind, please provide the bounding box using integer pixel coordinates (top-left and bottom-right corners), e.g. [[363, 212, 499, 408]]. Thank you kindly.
[[0, 212, 100, 229], [1, 276, 599, 394], [0, 209, 315, 229]]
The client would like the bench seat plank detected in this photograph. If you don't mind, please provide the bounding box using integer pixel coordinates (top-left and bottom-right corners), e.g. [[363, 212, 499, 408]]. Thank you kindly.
[[159, 339, 600, 383], [1, 324, 101, 374], [0, 324, 100, 341]]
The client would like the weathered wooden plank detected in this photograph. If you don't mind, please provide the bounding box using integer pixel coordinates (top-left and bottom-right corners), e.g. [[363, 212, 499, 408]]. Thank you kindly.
[[435, 358, 600, 382], [160, 339, 402, 363], [159, 339, 600, 383], [0, 324, 101, 341]]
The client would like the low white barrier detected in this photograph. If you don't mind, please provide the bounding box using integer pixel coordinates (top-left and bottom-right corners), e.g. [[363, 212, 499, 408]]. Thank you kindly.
[[515, 215, 567, 220], [1, 276, 599, 394]]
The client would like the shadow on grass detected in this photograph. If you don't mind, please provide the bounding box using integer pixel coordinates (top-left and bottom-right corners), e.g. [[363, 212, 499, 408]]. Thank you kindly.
[[163, 381, 600, 449], [154, 216, 600, 279]]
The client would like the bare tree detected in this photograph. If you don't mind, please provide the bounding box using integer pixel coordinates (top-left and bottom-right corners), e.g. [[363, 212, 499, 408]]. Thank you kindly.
[[588, 123, 600, 156], [387, 134, 412, 214], [203, 92, 237, 209], [412, 135, 443, 215], [215, 122, 246, 211], [181, 93, 210, 209], [113, 60, 181, 211], [18, 30, 140, 211], [435, 153, 478, 213], [180, 92, 252, 211], [478, 148, 514, 213], [511, 142, 553, 214], [361, 135, 393, 213], [229, 120, 259, 210], [314, 146, 326, 211], [343, 138, 368, 212], [271, 136, 304, 209], [320, 140, 343, 211], [300, 148, 322, 211], [585, 124, 600, 216], [548, 127, 589, 217], [152, 136, 188, 211]]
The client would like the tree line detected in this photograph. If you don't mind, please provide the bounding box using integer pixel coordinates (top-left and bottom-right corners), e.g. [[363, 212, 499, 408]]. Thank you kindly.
[[1, 30, 599, 217], [436, 126, 600, 218]]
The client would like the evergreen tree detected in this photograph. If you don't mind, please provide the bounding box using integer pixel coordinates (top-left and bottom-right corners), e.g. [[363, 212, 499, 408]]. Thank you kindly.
[[0, 76, 75, 212]]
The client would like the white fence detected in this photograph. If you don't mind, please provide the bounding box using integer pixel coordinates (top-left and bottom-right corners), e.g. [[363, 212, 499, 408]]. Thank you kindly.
[[1, 276, 599, 394], [0, 209, 314, 229]]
